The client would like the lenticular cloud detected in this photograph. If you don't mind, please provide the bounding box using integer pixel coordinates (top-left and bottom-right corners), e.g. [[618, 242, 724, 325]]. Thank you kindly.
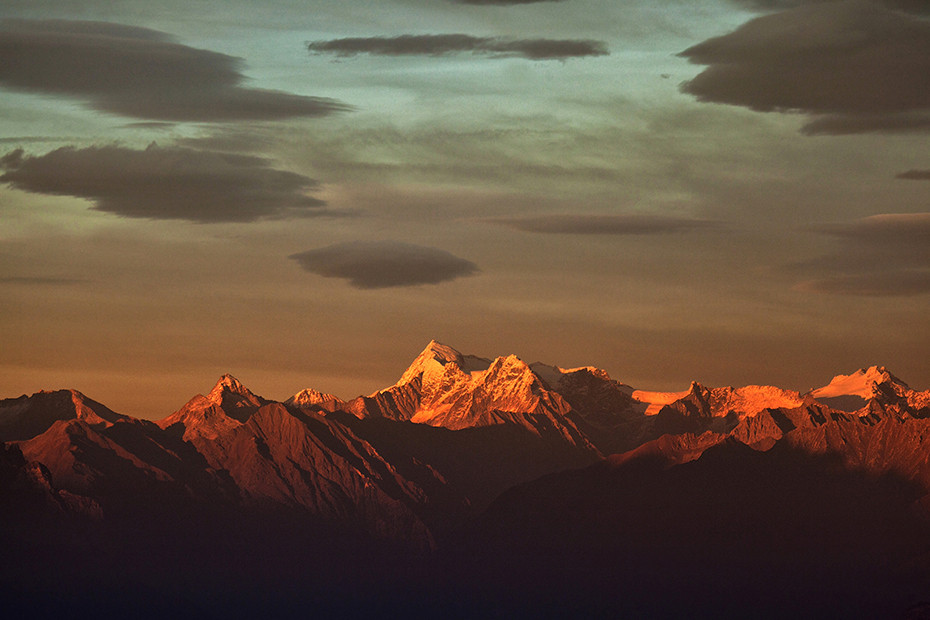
[[0, 19, 350, 122]]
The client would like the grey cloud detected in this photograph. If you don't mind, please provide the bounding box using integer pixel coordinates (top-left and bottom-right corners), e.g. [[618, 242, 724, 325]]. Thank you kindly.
[[730, 0, 930, 13], [308, 34, 608, 60], [486, 214, 717, 234], [801, 112, 930, 136], [0, 144, 327, 223], [0, 19, 350, 122], [897, 169, 930, 180], [792, 213, 930, 296], [452, 0, 567, 4], [679, 2, 930, 134], [289, 241, 480, 289]]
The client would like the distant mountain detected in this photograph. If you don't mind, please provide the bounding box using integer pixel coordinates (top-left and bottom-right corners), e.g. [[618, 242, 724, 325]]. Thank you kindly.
[[3, 342, 930, 618], [0, 389, 128, 442], [159, 379, 437, 546]]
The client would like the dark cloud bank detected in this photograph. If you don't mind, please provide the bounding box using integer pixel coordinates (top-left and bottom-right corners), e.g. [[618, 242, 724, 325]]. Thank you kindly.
[[0, 19, 350, 122], [487, 214, 716, 235], [793, 213, 930, 296], [308, 34, 607, 60], [897, 169, 930, 181], [680, 1, 930, 134], [0, 144, 326, 223], [289, 241, 480, 289]]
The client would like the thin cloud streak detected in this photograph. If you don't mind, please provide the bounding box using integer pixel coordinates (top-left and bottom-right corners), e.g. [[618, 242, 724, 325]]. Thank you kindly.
[[730, 0, 930, 13], [308, 34, 608, 60], [791, 213, 930, 296], [453, 0, 566, 4], [811, 213, 930, 243], [1, 144, 328, 223], [801, 113, 930, 136], [289, 241, 480, 289], [679, 1, 930, 134], [0, 276, 85, 286], [486, 214, 717, 235], [795, 271, 930, 297], [0, 19, 350, 122]]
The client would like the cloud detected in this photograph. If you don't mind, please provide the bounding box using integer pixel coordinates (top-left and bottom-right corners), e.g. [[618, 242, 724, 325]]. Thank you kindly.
[[0, 144, 328, 223], [289, 241, 480, 289], [452, 0, 567, 4], [795, 271, 930, 296], [729, 0, 930, 13], [679, 1, 930, 134], [896, 169, 930, 180], [810, 213, 930, 243], [800, 113, 930, 136], [485, 214, 717, 234], [0, 19, 350, 122], [308, 34, 608, 60], [792, 213, 930, 296], [0, 276, 84, 286]]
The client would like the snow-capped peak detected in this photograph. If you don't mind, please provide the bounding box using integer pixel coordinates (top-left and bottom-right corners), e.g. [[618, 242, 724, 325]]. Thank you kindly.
[[396, 341, 491, 388], [209, 374, 249, 397], [287, 388, 342, 408], [397, 341, 463, 385], [205, 374, 264, 411], [811, 366, 906, 400], [632, 387, 694, 416]]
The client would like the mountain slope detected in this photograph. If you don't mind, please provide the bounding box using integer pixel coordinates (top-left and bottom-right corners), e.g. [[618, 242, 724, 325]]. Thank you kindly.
[[461, 438, 930, 617], [172, 400, 436, 545], [0, 389, 128, 442]]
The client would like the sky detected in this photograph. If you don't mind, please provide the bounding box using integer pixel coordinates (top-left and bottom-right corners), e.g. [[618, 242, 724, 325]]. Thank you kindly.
[[1, 0, 928, 419]]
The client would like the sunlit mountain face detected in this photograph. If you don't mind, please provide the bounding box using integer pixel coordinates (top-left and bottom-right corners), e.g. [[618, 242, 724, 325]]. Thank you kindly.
[[3, 341, 930, 618]]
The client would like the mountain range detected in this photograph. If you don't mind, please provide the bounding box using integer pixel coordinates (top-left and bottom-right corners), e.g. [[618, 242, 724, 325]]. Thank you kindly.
[[3, 341, 930, 618]]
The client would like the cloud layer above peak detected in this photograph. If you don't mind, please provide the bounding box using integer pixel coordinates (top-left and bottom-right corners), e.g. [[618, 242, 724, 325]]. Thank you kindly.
[[289, 241, 480, 289], [680, 1, 930, 134], [0, 19, 350, 122], [793, 213, 930, 296]]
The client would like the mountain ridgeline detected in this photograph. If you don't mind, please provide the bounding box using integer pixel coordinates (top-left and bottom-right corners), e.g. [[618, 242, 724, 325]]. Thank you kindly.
[[3, 341, 930, 618]]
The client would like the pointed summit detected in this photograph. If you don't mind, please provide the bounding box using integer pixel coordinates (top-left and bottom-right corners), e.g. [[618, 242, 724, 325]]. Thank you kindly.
[[157, 375, 267, 439], [208, 374, 254, 401], [396, 341, 491, 390], [204, 374, 265, 412]]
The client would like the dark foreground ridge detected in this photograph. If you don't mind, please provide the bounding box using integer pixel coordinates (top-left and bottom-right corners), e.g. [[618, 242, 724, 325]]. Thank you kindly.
[[3, 342, 930, 618]]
